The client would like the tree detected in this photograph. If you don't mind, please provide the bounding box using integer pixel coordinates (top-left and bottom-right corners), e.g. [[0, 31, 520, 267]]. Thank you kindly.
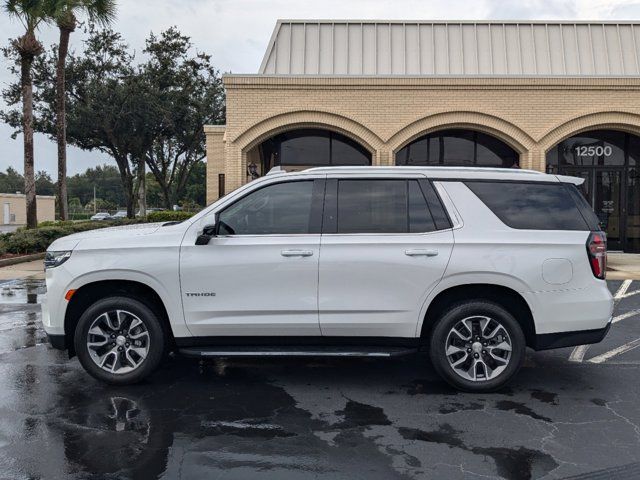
[[35, 170, 55, 194], [3, 0, 49, 228], [140, 28, 224, 209], [2, 26, 224, 214], [20, 26, 154, 216], [48, 0, 117, 221], [0, 166, 25, 193]]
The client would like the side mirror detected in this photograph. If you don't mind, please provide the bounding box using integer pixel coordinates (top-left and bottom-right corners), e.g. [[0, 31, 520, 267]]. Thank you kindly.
[[195, 218, 217, 245]]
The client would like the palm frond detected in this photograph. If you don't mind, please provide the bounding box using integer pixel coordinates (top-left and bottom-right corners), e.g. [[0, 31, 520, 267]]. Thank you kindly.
[[84, 0, 116, 26], [4, 0, 50, 32]]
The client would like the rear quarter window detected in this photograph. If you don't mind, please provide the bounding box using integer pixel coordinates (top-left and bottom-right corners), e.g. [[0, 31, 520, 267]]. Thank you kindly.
[[465, 181, 592, 231]]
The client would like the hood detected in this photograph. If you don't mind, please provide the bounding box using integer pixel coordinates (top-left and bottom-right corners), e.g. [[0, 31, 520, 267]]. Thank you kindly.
[[48, 222, 166, 251]]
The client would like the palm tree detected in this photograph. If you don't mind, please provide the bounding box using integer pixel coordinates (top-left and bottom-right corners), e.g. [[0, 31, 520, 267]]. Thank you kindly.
[[4, 0, 49, 228], [50, 0, 116, 221]]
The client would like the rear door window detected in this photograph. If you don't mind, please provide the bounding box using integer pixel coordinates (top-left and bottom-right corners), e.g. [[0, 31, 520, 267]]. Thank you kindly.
[[331, 179, 442, 234], [337, 180, 407, 233], [465, 181, 592, 231]]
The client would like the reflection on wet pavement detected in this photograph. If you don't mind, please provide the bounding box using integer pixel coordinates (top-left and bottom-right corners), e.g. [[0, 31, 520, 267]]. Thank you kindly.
[[0, 279, 639, 479]]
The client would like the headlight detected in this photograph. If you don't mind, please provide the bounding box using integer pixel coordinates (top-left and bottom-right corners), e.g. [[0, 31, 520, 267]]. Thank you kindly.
[[44, 250, 72, 269]]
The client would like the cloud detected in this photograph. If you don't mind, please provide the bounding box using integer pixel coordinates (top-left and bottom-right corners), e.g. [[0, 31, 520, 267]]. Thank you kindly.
[[2, 0, 640, 176]]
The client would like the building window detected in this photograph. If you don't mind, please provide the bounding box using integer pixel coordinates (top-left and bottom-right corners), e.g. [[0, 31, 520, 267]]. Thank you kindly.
[[260, 128, 371, 173], [218, 174, 225, 199], [396, 129, 519, 168], [546, 130, 627, 169], [546, 129, 640, 253]]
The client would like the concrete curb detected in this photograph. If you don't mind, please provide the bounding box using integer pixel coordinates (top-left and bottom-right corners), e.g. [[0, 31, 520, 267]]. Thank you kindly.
[[0, 253, 45, 268]]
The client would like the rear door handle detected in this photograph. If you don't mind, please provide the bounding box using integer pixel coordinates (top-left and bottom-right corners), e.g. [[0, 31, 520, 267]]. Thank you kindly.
[[405, 249, 438, 257], [281, 249, 314, 257]]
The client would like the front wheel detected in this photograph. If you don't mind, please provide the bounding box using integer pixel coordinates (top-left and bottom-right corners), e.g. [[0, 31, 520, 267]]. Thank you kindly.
[[429, 300, 526, 392], [74, 296, 166, 385]]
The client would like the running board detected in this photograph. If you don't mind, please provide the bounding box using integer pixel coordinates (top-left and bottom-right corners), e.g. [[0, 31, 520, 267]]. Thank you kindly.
[[178, 346, 418, 358]]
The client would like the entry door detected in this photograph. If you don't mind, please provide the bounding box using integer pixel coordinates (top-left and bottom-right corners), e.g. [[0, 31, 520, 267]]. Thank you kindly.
[[2, 203, 9, 225], [180, 179, 324, 337], [594, 170, 623, 250], [563, 168, 624, 250], [318, 178, 454, 338]]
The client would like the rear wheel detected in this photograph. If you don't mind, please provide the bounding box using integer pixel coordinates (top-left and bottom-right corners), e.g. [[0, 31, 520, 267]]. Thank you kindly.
[[429, 300, 525, 392], [74, 296, 166, 385]]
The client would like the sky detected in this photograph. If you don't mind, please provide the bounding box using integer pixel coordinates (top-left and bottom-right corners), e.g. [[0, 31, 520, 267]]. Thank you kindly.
[[2, 0, 640, 178]]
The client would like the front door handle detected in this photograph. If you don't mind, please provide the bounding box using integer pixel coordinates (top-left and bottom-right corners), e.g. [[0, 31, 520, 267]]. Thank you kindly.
[[405, 249, 438, 257], [281, 249, 314, 257]]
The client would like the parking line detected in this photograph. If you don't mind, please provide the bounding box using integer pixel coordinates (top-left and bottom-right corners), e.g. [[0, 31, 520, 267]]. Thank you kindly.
[[619, 289, 640, 300], [568, 280, 633, 363], [612, 309, 640, 324], [568, 345, 590, 362], [589, 338, 640, 364], [615, 279, 633, 299]]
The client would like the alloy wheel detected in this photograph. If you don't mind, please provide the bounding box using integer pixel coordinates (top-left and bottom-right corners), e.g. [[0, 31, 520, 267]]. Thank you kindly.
[[86, 310, 150, 374], [444, 315, 512, 382]]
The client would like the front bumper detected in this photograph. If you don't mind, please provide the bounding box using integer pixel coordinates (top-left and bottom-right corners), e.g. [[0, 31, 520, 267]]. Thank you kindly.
[[533, 319, 612, 351]]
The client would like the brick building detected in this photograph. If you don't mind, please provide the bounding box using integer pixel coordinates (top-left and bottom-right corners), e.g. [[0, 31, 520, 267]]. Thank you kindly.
[[206, 20, 640, 252]]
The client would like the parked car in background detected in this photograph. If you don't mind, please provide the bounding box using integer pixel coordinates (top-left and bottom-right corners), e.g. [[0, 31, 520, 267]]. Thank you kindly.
[[111, 211, 128, 220], [42, 166, 613, 392], [89, 212, 112, 221], [136, 208, 162, 217]]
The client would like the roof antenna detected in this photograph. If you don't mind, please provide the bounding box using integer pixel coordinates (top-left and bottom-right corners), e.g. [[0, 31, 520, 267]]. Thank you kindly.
[[267, 166, 286, 175]]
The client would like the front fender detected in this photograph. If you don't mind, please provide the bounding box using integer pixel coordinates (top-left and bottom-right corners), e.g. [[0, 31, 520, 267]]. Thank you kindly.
[[57, 269, 190, 338]]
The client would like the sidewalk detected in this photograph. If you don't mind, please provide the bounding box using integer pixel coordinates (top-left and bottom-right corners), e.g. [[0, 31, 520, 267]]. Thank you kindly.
[[607, 253, 640, 280], [0, 259, 45, 281]]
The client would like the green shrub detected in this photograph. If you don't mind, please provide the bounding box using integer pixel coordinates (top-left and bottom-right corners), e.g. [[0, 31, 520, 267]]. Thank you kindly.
[[1, 219, 147, 255], [147, 210, 193, 222], [3, 229, 50, 254]]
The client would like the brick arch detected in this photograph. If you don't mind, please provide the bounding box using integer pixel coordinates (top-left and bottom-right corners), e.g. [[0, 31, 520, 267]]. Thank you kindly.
[[233, 110, 385, 156], [387, 111, 535, 160], [538, 111, 640, 154]]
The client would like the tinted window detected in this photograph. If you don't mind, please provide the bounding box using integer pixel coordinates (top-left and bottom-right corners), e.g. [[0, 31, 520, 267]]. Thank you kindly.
[[420, 180, 452, 230], [218, 181, 314, 235], [466, 181, 591, 231], [338, 180, 406, 233], [565, 183, 601, 231], [331, 135, 372, 165], [260, 129, 371, 172], [396, 129, 519, 168], [335, 180, 438, 234], [280, 131, 330, 166], [409, 181, 436, 232], [441, 130, 475, 165], [546, 130, 627, 168]]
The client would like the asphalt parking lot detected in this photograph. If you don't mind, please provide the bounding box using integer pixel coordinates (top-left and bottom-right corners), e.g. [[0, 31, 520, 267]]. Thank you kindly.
[[0, 279, 639, 480]]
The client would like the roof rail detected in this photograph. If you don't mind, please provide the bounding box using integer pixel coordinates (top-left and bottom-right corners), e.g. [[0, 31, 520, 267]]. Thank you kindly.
[[303, 166, 545, 174]]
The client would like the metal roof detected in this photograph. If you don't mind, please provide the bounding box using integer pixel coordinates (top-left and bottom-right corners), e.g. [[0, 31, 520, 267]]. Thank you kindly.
[[259, 20, 640, 76]]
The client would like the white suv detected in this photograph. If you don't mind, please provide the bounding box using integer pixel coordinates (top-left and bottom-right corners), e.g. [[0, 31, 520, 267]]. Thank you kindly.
[[42, 167, 613, 392]]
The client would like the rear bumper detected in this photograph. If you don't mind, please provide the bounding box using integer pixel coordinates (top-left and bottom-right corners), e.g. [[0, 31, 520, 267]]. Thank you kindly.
[[47, 333, 67, 350], [533, 320, 612, 351]]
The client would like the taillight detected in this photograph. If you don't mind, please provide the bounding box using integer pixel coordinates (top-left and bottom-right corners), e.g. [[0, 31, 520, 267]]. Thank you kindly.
[[587, 232, 607, 279]]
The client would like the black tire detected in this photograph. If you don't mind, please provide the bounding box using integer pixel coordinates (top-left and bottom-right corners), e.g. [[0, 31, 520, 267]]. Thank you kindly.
[[74, 296, 166, 385], [429, 300, 526, 393]]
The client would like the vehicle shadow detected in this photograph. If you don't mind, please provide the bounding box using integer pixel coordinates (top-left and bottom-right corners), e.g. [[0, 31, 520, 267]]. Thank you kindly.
[[36, 352, 600, 480]]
